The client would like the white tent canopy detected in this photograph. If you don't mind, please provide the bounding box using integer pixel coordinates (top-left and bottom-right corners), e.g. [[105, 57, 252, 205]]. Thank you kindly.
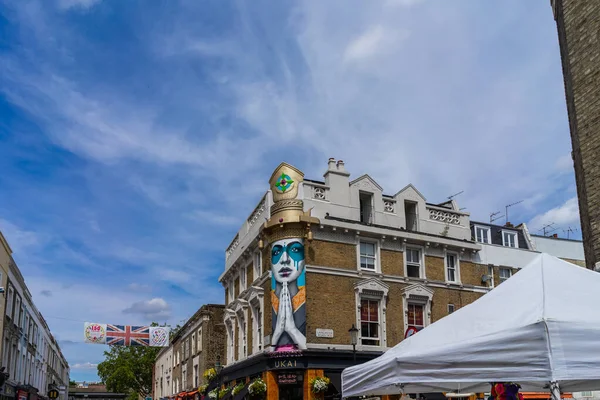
[[342, 254, 600, 398]]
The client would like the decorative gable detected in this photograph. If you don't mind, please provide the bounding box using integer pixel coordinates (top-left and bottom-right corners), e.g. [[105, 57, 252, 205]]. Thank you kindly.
[[394, 183, 426, 202], [354, 277, 389, 297], [350, 174, 383, 193], [402, 283, 434, 302]]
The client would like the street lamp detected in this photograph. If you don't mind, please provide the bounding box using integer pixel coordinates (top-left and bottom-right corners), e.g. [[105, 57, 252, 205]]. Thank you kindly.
[[215, 356, 223, 400], [348, 324, 359, 363]]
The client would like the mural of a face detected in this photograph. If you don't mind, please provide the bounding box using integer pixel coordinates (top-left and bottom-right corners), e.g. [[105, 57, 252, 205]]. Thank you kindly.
[[271, 239, 305, 284]]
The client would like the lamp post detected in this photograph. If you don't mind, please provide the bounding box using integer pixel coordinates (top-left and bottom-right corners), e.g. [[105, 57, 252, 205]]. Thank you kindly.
[[215, 356, 223, 400], [348, 324, 359, 364]]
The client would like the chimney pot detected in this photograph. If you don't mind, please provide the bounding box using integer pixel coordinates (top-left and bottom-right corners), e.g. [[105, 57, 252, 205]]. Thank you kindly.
[[328, 158, 337, 170]]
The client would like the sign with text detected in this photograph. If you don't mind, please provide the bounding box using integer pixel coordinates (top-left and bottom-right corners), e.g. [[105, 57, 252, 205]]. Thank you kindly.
[[316, 328, 334, 338], [278, 373, 299, 385]]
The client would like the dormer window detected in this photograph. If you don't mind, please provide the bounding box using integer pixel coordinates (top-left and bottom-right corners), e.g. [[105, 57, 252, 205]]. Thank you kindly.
[[502, 230, 518, 248], [475, 225, 491, 244], [359, 192, 373, 224]]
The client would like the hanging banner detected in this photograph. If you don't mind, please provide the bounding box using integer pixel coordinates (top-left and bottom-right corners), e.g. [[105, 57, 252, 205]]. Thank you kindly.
[[84, 323, 170, 347], [84, 322, 107, 344]]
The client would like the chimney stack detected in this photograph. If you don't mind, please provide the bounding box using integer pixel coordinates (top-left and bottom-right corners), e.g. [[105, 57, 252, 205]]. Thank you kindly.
[[336, 160, 347, 173], [552, 233, 558, 238], [327, 158, 336, 171], [505, 222, 514, 228]]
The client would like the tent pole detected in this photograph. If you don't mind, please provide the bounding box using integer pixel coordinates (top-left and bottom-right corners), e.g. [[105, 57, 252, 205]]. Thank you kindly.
[[550, 381, 561, 400]]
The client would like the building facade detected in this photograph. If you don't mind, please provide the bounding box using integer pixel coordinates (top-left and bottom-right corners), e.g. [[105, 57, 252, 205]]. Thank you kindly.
[[551, 0, 600, 271], [153, 305, 225, 400], [67, 384, 126, 400], [219, 159, 586, 400], [0, 231, 69, 400]]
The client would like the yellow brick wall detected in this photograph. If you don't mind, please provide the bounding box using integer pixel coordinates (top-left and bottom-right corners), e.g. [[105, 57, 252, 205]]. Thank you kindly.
[[425, 256, 445, 281], [381, 249, 404, 276], [306, 240, 357, 270], [247, 262, 254, 285], [306, 272, 358, 344]]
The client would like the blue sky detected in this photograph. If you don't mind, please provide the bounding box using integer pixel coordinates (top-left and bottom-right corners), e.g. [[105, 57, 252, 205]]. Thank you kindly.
[[0, 0, 580, 382]]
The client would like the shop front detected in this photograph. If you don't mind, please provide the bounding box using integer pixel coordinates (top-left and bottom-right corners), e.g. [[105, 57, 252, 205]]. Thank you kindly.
[[220, 349, 383, 400], [1, 382, 16, 400]]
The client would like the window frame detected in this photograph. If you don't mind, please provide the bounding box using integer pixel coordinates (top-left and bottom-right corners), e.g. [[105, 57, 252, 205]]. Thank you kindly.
[[227, 280, 234, 303], [240, 266, 247, 292], [474, 225, 492, 244], [448, 304, 455, 314], [499, 267, 513, 282], [407, 303, 425, 329], [404, 245, 425, 279], [502, 230, 518, 248], [357, 238, 380, 272], [6, 286, 13, 319], [359, 298, 381, 346], [253, 251, 262, 281], [444, 251, 460, 283], [191, 333, 196, 354]]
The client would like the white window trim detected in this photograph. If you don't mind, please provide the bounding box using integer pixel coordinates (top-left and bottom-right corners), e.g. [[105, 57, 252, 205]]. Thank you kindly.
[[402, 284, 433, 337], [501, 230, 519, 248], [240, 265, 247, 292], [356, 237, 381, 273], [227, 280, 234, 303], [354, 278, 389, 351], [474, 225, 492, 244], [240, 306, 249, 360], [253, 250, 262, 281], [404, 244, 426, 279], [499, 267, 513, 282], [444, 250, 461, 283]]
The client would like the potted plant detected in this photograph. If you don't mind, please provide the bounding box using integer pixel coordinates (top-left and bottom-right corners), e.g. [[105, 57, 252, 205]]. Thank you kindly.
[[219, 387, 231, 399], [248, 378, 267, 399], [232, 382, 245, 397], [310, 376, 330, 395], [207, 389, 218, 400], [203, 368, 217, 382], [198, 384, 209, 395]]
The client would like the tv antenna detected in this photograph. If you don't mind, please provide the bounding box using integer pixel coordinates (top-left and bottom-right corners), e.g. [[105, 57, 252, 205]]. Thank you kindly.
[[538, 222, 557, 236], [447, 191, 464, 201], [490, 211, 504, 224], [505, 200, 523, 224], [563, 226, 578, 239]]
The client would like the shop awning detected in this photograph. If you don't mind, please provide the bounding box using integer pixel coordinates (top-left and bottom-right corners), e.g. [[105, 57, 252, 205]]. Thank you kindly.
[[522, 393, 573, 399], [343, 254, 600, 397]]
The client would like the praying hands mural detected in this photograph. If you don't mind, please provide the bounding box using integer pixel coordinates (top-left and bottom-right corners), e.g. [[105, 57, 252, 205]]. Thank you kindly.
[[271, 238, 307, 349]]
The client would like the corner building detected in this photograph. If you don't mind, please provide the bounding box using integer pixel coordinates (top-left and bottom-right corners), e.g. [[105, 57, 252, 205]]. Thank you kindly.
[[219, 159, 568, 400]]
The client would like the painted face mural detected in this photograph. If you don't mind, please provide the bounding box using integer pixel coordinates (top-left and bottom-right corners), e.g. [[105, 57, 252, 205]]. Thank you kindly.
[[271, 240, 305, 283], [270, 238, 307, 350]]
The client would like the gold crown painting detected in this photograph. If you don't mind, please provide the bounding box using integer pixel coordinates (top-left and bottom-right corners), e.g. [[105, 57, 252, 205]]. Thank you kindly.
[[259, 162, 319, 248]]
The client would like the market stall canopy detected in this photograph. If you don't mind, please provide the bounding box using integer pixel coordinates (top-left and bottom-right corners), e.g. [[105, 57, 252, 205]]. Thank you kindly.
[[342, 254, 600, 397]]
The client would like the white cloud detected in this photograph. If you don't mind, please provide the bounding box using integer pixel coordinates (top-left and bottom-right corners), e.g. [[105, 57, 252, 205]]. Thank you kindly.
[[57, 0, 101, 10], [555, 153, 573, 173], [71, 362, 98, 369], [344, 25, 386, 61], [128, 283, 152, 292], [122, 298, 171, 320], [528, 197, 580, 232]]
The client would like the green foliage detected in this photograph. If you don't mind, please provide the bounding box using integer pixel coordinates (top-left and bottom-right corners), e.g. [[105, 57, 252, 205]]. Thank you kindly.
[[69, 380, 77, 387], [97, 344, 160, 398]]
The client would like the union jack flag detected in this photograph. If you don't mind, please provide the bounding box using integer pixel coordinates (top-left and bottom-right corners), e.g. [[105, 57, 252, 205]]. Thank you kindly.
[[106, 324, 150, 346]]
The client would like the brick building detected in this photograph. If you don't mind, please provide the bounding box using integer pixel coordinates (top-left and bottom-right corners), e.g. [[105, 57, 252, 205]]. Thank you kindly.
[[154, 305, 225, 400], [218, 159, 586, 400], [551, 0, 600, 270]]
